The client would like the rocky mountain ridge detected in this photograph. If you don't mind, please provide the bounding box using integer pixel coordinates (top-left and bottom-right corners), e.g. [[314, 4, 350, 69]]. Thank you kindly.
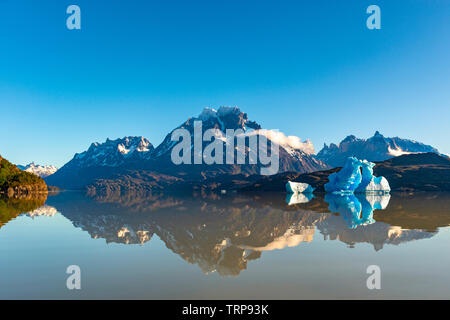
[[317, 131, 440, 167]]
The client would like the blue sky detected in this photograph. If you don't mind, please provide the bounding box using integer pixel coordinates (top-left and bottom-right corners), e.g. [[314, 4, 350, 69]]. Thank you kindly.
[[0, 0, 449, 167]]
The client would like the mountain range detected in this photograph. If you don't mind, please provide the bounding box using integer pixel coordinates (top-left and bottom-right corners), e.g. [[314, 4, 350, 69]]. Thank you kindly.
[[42, 107, 444, 192], [46, 107, 329, 190], [317, 131, 440, 167]]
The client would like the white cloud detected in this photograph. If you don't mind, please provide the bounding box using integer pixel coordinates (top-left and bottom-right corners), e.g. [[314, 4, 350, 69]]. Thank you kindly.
[[254, 129, 315, 154]]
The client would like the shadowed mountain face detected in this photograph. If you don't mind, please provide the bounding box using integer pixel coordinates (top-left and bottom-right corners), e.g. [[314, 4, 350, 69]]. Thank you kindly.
[[317, 131, 440, 168], [45, 137, 155, 189], [46, 107, 329, 191], [38, 191, 450, 276]]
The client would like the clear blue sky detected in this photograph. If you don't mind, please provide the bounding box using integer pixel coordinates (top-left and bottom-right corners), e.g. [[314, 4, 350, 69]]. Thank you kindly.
[[1, 0, 449, 167]]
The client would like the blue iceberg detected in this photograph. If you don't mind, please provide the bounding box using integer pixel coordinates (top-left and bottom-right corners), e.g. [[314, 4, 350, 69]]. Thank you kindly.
[[324, 157, 390, 194], [324, 157, 362, 193]]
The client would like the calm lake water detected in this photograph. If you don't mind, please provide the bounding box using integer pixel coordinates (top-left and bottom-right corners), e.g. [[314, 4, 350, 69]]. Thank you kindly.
[[1, 191, 449, 299]]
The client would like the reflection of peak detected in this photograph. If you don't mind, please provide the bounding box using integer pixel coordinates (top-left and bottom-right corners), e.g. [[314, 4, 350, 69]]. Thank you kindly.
[[24, 205, 58, 218], [316, 217, 435, 251], [238, 226, 315, 251], [68, 213, 154, 245], [0, 195, 48, 229], [117, 226, 152, 245], [386, 226, 435, 245]]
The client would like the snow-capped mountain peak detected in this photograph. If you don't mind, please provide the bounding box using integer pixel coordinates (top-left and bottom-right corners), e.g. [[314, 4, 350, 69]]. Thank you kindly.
[[196, 106, 261, 132], [72, 136, 154, 167], [19, 162, 58, 178]]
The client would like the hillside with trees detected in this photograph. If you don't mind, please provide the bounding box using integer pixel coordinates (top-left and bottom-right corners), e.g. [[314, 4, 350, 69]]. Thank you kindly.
[[0, 155, 48, 198]]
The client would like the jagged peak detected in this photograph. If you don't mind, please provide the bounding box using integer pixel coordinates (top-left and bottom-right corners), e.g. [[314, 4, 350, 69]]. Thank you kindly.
[[70, 136, 154, 167], [371, 131, 384, 139], [330, 143, 338, 148], [20, 162, 58, 178], [88, 136, 151, 148], [194, 106, 261, 131], [198, 106, 243, 120], [341, 135, 357, 143], [217, 106, 242, 117], [198, 107, 218, 120]]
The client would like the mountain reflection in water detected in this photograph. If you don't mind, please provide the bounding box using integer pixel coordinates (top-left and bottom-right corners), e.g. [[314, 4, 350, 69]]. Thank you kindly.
[[3, 191, 450, 277]]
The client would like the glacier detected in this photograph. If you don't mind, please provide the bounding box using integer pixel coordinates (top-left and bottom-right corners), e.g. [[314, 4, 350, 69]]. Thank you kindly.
[[324, 157, 390, 194]]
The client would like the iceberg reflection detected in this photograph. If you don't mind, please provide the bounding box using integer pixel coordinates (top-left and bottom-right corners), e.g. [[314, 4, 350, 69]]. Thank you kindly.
[[325, 193, 391, 229], [286, 192, 314, 205]]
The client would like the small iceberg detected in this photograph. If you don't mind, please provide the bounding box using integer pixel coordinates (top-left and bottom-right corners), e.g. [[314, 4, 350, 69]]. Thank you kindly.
[[324, 157, 390, 194], [285, 181, 314, 194]]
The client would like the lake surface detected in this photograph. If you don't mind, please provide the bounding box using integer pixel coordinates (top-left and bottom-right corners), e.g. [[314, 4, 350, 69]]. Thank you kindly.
[[1, 191, 450, 299]]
